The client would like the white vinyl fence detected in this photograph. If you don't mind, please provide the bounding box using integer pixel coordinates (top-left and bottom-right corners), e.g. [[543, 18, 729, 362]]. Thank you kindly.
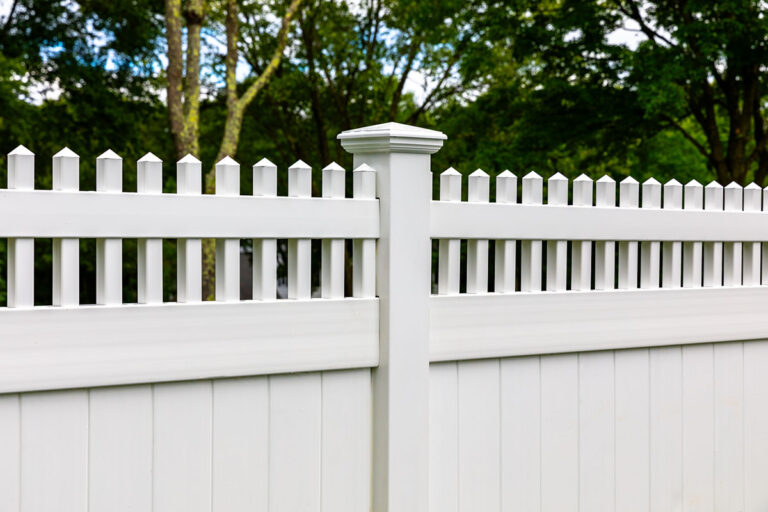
[[1, 122, 768, 512]]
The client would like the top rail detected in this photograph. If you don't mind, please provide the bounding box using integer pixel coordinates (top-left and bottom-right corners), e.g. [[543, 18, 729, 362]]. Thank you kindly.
[[431, 201, 768, 242], [0, 190, 379, 239]]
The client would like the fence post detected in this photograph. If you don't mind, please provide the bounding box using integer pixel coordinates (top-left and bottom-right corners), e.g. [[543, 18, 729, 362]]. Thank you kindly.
[[338, 122, 445, 512]]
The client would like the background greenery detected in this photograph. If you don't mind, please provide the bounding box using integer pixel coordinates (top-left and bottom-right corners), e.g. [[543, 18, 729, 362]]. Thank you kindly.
[[0, 0, 764, 303]]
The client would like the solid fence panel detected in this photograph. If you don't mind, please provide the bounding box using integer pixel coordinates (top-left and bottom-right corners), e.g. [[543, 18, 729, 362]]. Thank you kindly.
[[466, 169, 489, 294], [322, 162, 346, 298], [683, 180, 704, 288], [252, 159, 278, 300], [494, 170, 517, 293], [593, 176, 616, 290], [96, 150, 123, 305], [520, 172, 543, 291], [137, 153, 163, 304], [7, 145, 35, 308], [546, 173, 568, 292], [288, 160, 312, 299], [176, 154, 203, 302], [52, 148, 81, 307]]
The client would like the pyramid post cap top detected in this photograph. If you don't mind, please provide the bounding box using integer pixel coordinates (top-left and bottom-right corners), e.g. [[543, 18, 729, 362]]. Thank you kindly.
[[323, 161, 345, 172], [706, 180, 723, 188], [53, 147, 78, 158], [497, 169, 516, 178], [574, 173, 592, 181], [549, 172, 567, 181], [523, 170, 542, 179], [441, 167, 461, 176], [620, 176, 638, 184], [289, 159, 311, 170], [470, 168, 489, 177], [9, 144, 34, 156], [138, 152, 161, 163], [725, 181, 742, 189], [338, 122, 446, 154], [178, 154, 201, 164], [745, 182, 761, 190], [664, 178, 681, 187], [97, 149, 121, 160], [643, 177, 661, 186], [216, 155, 239, 166], [685, 179, 702, 187], [253, 157, 276, 168], [353, 163, 375, 172], [597, 175, 615, 183]]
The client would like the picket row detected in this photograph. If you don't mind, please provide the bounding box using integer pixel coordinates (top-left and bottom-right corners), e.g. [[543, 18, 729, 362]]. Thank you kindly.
[[434, 169, 768, 294], [3, 146, 378, 308]]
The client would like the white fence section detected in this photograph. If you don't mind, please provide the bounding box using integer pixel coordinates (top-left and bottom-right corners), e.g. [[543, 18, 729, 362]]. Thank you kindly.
[[2, 122, 768, 511]]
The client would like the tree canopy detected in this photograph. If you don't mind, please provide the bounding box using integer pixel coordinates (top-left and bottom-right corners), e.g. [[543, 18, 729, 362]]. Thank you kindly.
[[1, 0, 766, 302]]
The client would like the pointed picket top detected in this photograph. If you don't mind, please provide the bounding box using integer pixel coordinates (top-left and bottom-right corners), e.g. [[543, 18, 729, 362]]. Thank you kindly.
[[743, 182, 762, 211], [663, 179, 683, 209], [684, 179, 703, 210], [642, 177, 661, 208], [468, 168, 489, 202], [254, 157, 276, 168], [9, 144, 34, 156], [496, 170, 517, 204], [353, 163, 376, 199], [138, 152, 161, 163], [289, 159, 311, 170], [440, 167, 462, 201], [354, 163, 374, 173], [573, 174, 593, 206], [216, 155, 239, 167], [97, 149, 121, 160], [54, 147, 78, 159], [724, 181, 743, 211], [178, 153, 201, 164], [595, 175, 616, 207], [323, 161, 345, 172], [524, 170, 542, 180], [548, 172, 568, 205], [522, 170, 543, 204], [619, 176, 639, 207], [705, 180, 723, 189], [441, 166, 460, 176]]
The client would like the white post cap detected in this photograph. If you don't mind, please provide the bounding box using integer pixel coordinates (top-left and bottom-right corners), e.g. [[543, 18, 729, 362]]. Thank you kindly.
[[338, 122, 446, 154]]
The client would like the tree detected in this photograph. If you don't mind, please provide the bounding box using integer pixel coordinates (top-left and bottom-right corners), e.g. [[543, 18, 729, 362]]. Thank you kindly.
[[474, 0, 768, 185], [164, 0, 302, 167]]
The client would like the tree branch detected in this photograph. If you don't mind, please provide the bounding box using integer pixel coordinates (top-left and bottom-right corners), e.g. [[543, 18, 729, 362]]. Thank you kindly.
[[662, 114, 710, 159]]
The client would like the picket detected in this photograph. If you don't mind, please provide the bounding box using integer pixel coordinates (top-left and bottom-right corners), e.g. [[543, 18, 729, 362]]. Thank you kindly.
[[594, 175, 616, 290], [52, 147, 80, 306], [494, 170, 517, 293], [618, 177, 639, 289], [640, 178, 661, 289], [7, 145, 35, 308], [96, 150, 123, 305], [137, 153, 164, 304], [723, 182, 743, 287], [703, 182, 724, 287], [466, 169, 489, 294], [546, 172, 568, 291], [571, 174, 593, 290], [215, 156, 241, 301], [683, 180, 704, 288], [176, 154, 203, 302], [288, 160, 312, 299], [252, 158, 278, 300], [520, 171, 543, 291]]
